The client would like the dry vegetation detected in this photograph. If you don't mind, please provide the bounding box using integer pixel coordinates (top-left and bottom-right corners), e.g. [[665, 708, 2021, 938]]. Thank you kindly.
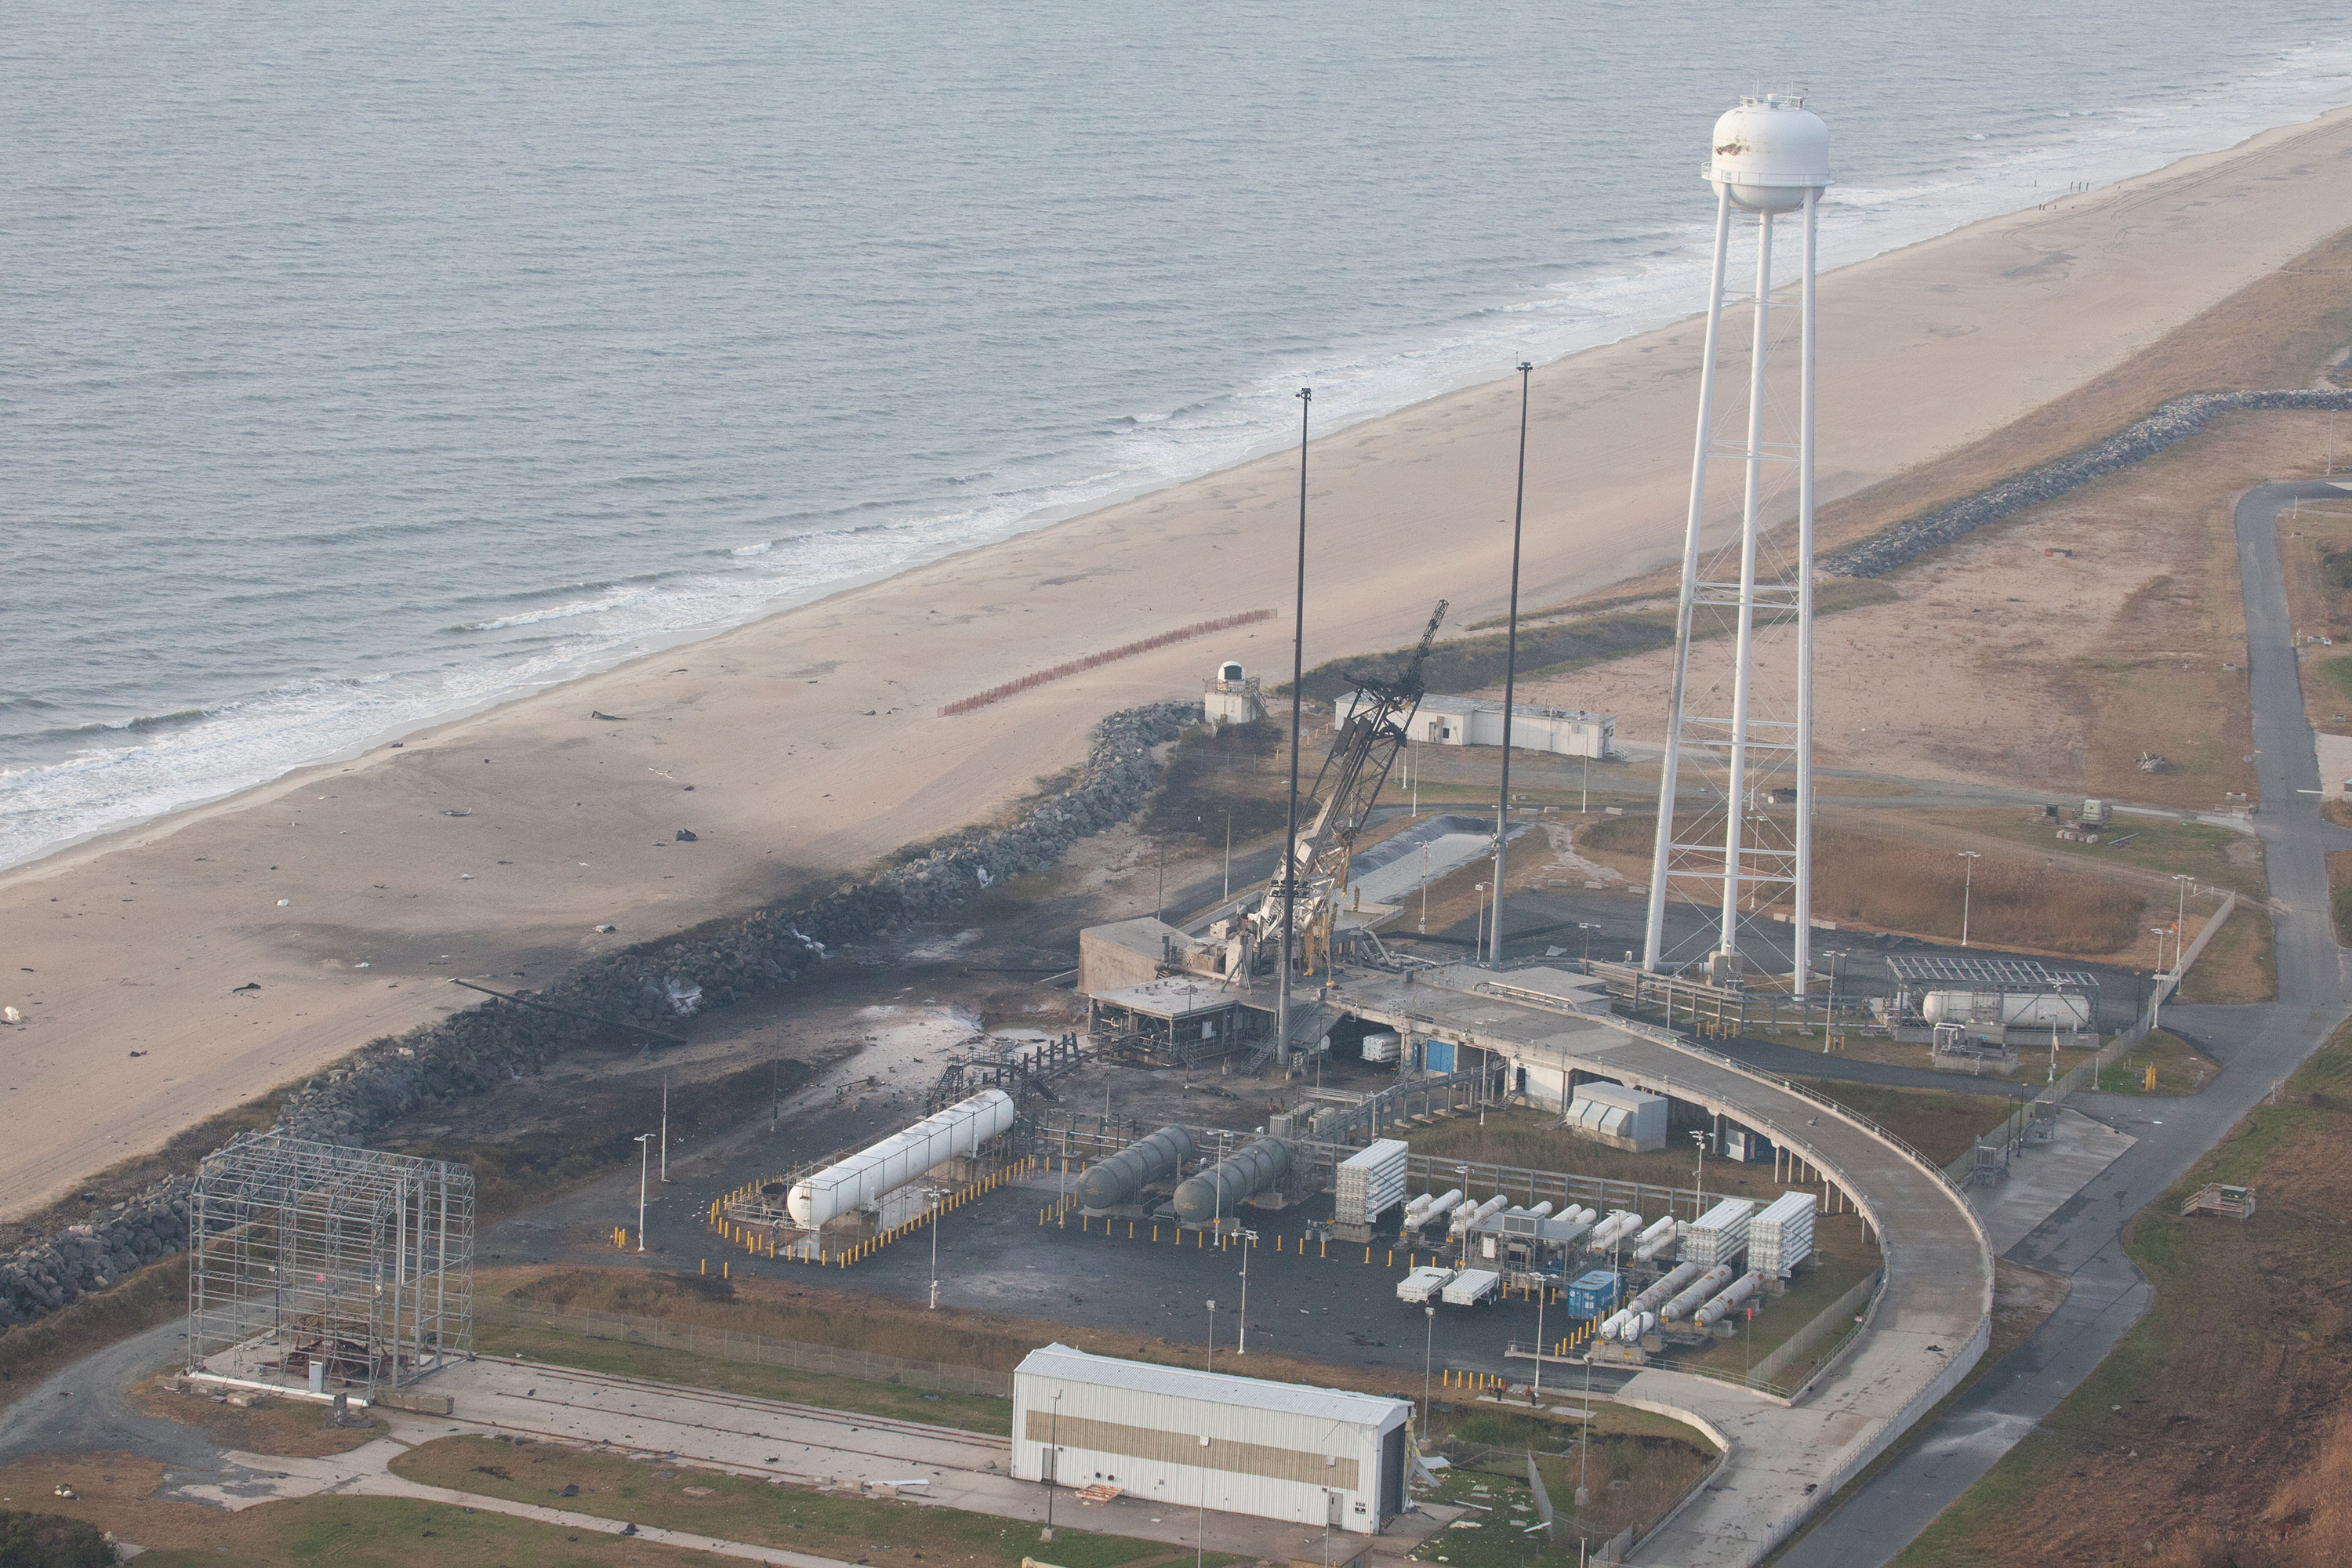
[[1410, 1403, 1718, 1566], [1893, 1018, 2352, 1567], [1784, 1080, 2024, 1167], [1576, 812, 2151, 959], [2270, 499, 2352, 739]]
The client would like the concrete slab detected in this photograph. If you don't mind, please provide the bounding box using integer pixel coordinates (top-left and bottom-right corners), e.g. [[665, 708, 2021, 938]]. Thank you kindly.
[[1967, 1109, 2136, 1256]]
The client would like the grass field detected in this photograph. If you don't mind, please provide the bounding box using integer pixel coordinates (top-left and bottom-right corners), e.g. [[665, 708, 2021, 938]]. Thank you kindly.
[[1784, 1080, 2024, 1167], [1889, 1018, 2352, 1566], [392, 1436, 1225, 1568], [1671, 1247, 1879, 1384], [2178, 902, 2278, 1004], [472, 1315, 1012, 1433], [130, 1378, 390, 1457], [0, 1457, 741, 1568], [1924, 809, 2267, 902], [2086, 1029, 2220, 1098], [2329, 851, 2352, 948]]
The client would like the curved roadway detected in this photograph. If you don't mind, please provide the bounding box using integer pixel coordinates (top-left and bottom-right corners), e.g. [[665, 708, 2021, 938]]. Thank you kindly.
[[1333, 964, 1993, 1566]]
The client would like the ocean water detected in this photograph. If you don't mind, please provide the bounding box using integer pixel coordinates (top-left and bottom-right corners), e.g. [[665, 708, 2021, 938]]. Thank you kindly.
[[5, 2, 2352, 872]]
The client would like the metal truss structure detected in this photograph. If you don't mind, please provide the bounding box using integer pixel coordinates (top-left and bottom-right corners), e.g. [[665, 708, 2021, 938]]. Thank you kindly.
[[1645, 104, 1828, 992], [187, 1131, 473, 1397]]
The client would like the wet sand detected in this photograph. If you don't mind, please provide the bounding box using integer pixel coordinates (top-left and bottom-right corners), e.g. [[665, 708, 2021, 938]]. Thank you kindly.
[[9, 107, 2352, 1218]]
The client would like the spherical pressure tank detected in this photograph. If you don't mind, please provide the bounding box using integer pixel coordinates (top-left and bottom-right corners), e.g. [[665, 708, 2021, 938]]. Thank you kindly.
[[1708, 95, 1830, 212], [787, 1088, 1017, 1229], [1172, 1137, 1292, 1225], [1076, 1125, 1198, 1210]]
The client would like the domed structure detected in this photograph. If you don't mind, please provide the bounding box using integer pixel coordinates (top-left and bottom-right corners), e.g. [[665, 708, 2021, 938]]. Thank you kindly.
[[1203, 659, 1263, 724], [1708, 94, 1831, 212]]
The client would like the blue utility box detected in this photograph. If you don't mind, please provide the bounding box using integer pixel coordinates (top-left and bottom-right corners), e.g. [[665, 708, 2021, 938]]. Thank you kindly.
[[1565, 1269, 1621, 1318]]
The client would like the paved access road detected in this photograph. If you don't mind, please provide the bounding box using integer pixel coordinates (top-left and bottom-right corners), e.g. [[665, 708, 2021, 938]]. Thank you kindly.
[[1775, 478, 2352, 1566]]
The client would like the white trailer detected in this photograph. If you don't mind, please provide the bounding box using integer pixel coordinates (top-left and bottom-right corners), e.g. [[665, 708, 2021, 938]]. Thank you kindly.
[[1396, 1265, 1456, 1305], [1440, 1268, 1502, 1306]]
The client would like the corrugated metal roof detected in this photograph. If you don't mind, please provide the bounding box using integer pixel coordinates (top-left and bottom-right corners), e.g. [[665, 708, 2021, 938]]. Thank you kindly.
[[1015, 1344, 1408, 1427]]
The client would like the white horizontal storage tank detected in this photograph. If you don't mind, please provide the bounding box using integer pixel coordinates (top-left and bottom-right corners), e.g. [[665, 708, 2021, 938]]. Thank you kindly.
[[1919, 990, 2092, 1029], [1013, 1344, 1412, 1534], [1335, 1139, 1409, 1227], [1682, 1197, 1757, 1270], [1749, 1190, 1818, 1279], [786, 1089, 1015, 1229], [1361, 1032, 1402, 1064], [1565, 1082, 1668, 1152]]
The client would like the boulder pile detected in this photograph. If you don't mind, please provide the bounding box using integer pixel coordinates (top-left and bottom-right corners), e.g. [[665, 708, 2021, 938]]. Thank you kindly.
[[1824, 389, 2352, 579]]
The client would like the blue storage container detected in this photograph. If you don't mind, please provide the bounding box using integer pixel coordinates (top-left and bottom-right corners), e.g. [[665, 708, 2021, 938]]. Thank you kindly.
[[1424, 1037, 1457, 1073], [1564, 1269, 1620, 1317]]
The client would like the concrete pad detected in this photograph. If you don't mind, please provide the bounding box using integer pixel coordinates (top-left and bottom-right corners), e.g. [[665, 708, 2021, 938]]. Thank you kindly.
[[1968, 1109, 2136, 1257]]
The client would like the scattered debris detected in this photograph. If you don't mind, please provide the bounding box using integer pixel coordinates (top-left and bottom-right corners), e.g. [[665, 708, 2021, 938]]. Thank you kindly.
[[675, 829, 699, 842], [232, 982, 261, 993], [591, 710, 627, 721], [592, 924, 617, 934]]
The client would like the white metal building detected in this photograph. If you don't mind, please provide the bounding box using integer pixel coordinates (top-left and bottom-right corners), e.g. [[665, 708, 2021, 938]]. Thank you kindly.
[[1011, 1345, 1411, 1534], [1204, 662, 1265, 725], [1565, 1081, 1668, 1152], [1338, 691, 1613, 759]]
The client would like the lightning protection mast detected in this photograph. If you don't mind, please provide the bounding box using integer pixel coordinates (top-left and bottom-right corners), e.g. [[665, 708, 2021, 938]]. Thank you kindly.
[[1642, 95, 1830, 996]]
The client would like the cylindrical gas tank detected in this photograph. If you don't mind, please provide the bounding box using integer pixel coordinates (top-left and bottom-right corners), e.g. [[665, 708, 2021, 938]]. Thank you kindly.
[[1693, 1271, 1762, 1328], [1076, 1125, 1198, 1210], [1598, 1308, 1630, 1341], [788, 1089, 1017, 1229], [1662, 1264, 1735, 1322], [1414, 1189, 1465, 1229], [1173, 1137, 1292, 1225], [1708, 96, 1831, 212], [1617, 1310, 1655, 1343], [1629, 1260, 1702, 1316]]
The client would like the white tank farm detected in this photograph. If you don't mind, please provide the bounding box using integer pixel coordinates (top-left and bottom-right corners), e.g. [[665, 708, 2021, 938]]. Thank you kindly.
[[1708, 95, 1831, 213], [787, 1089, 1016, 1229]]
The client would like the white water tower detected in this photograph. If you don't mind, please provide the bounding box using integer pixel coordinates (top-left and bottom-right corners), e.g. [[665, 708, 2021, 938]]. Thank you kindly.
[[1643, 95, 1831, 994]]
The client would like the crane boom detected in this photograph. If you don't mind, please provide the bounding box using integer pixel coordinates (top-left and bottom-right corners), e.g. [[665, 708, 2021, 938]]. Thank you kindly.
[[1251, 599, 1447, 946]]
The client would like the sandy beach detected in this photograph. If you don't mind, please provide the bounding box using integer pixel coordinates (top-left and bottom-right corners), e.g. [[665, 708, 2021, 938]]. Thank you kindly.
[[8, 107, 2352, 1219]]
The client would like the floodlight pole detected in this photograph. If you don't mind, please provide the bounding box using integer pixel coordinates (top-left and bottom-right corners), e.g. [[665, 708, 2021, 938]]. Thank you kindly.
[[634, 1134, 652, 1253], [1237, 1230, 1255, 1353], [1276, 387, 1312, 1074], [1196, 1434, 1212, 1568], [2172, 873, 2194, 979], [660, 1076, 670, 1182], [1206, 1298, 1217, 1373], [1421, 1305, 1437, 1443], [1956, 851, 1981, 946], [1490, 361, 1535, 968]]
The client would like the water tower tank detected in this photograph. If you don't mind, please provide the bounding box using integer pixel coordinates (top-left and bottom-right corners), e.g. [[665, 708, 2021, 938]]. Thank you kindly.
[[1708, 95, 1830, 212]]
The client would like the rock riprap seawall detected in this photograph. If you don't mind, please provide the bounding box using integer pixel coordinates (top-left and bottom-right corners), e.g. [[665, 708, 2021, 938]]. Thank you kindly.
[[0, 702, 1192, 1334]]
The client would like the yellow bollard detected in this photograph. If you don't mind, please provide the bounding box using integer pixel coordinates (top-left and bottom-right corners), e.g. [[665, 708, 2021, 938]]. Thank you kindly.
[[724, 1261, 730, 1280]]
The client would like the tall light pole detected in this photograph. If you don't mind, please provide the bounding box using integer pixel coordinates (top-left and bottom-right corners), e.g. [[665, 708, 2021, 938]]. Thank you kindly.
[[2150, 929, 2170, 1029], [1196, 1434, 1212, 1568], [2171, 873, 2194, 978], [1956, 851, 1981, 947], [1205, 1298, 1217, 1373], [1690, 1128, 1707, 1221], [1490, 361, 1536, 969], [1533, 1282, 1547, 1401], [928, 1184, 942, 1310], [1421, 1305, 1436, 1443], [659, 1076, 670, 1182], [1236, 1230, 1257, 1353], [633, 1133, 652, 1253], [1276, 387, 1312, 1074]]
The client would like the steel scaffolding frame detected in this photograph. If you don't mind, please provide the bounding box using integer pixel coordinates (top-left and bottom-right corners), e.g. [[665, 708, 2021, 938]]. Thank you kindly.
[[187, 1131, 473, 1396]]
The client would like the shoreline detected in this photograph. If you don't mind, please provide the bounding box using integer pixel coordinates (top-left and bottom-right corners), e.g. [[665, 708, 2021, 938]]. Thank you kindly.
[[16, 101, 2352, 879], [9, 103, 2352, 1220]]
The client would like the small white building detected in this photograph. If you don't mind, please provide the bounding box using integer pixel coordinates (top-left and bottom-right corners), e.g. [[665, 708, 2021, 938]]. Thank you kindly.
[[1565, 1081, 1669, 1152], [1338, 690, 1613, 759], [1204, 662, 1265, 725], [1012, 1344, 1411, 1534]]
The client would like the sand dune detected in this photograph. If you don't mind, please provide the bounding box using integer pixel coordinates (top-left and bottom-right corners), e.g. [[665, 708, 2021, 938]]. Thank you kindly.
[[7, 107, 2352, 1218]]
